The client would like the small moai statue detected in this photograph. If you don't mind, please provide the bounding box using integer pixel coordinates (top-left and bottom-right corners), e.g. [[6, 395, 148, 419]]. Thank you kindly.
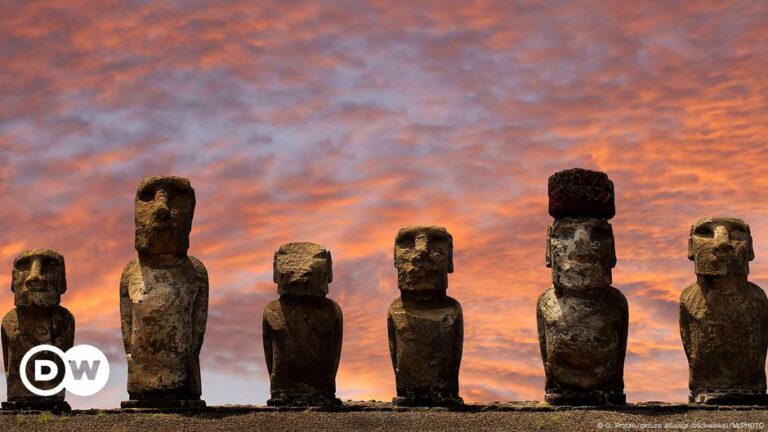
[[262, 242, 343, 407], [537, 168, 628, 406], [680, 217, 768, 405], [387, 226, 463, 406], [120, 176, 209, 409], [2, 249, 74, 411]]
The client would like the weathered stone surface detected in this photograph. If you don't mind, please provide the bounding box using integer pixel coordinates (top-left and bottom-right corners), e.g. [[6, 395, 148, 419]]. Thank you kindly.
[[2, 249, 74, 411], [263, 242, 342, 407], [547, 168, 615, 219], [387, 226, 463, 406], [120, 176, 208, 409], [538, 169, 627, 406], [680, 216, 768, 405]]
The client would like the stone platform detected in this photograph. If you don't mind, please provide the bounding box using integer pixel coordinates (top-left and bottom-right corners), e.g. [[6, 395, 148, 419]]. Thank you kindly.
[[1, 402, 767, 431]]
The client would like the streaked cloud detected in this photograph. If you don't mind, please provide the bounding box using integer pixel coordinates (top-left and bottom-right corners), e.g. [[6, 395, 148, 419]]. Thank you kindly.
[[1, 0, 766, 408]]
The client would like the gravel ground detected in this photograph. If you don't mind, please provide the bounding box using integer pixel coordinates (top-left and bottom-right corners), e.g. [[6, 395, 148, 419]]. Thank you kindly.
[[1, 404, 766, 432]]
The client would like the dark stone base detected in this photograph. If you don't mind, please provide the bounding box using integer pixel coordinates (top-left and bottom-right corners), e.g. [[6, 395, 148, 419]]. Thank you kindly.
[[121, 399, 207, 409], [267, 395, 342, 408], [1, 400, 71, 411], [691, 392, 768, 406], [545, 391, 626, 406], [393, 393, 464, 407]]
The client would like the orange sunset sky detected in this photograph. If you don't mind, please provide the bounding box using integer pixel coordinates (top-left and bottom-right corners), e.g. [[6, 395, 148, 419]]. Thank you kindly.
[[1, 1, 767, 408]]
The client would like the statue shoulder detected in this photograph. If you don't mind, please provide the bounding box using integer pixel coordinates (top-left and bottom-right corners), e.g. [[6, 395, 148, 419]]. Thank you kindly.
[[120, 258, 140, 279], [263, 299, 284, 328], [745, 281, 768, 305], [187, 256, 208, 279], [323, 297, 343, 317], [54, 306, 75, 324], [264, 298, 281, 312], [387, 297, 404, 316], [680, 282, 702, 304], [536, 287, 557, 309], [1, 309, 18, 332], [445, 295, 462, 311], [606, 286, 628, 307]]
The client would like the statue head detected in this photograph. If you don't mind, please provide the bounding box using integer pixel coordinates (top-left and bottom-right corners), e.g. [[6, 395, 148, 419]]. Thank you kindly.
[[12, 249, 66, 307], [546, 168, 616, 292], [394, 226, 453, 292], [273, 242, 332, 297], [546, 218, 616, 291], [688, 216, 753, 277], [134, 176, 196, 258]]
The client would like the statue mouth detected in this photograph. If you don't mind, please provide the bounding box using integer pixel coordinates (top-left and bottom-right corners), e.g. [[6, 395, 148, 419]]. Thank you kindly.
[[24, 280, 49, 292]]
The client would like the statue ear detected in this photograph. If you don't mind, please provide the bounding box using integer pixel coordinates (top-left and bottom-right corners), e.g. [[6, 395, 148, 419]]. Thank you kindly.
[[59, 265, 67, 294], [609, 223, 617, 268], [272, 250, 279, 283], [687, 225, 695, 261], [545, 225, 553, 268], [747, 224, 755, 261], [326, 250, 333, 283], [447, 234, 454, 273]]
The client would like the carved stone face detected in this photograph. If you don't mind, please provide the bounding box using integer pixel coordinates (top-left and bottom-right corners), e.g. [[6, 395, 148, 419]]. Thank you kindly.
[[273, 242, 332, 297], [12, 249, 66, 307], [546, 218, 615, 291], [688, 217, 753, 277], [394, 226, 453, 292], [134, 176, 195, 257]]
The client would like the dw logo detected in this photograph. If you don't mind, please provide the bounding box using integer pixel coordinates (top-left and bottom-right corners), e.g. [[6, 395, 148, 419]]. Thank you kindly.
[[20, 345, 110, 397]]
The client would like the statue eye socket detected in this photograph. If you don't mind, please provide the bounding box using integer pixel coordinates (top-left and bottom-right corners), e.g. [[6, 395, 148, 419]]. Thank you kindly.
[[694, 226, 713, 237], [397, 235, 415, 248], [730, 229, 747, 241], [42, 258, 59, 270], [138, 187, 155, 202], [592, 226, 611, 239], [552, 228, 574, 239], [15, 258, 31, 271], [313, 252, 326, 259], [430, 237, 449, 251]]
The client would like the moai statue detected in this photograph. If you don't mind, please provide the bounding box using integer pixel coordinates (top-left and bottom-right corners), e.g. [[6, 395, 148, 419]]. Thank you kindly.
[[120, 176, 208, 409], [2, 249, 74, 411], [537, 168, 628, 406], [680, 217, 768, 405], [387, 226, 463, 406], [263, 242, 342, 407]]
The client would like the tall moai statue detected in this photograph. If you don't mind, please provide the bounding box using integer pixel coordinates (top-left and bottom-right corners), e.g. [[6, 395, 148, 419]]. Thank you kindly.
[[263, 242, 343, 407], [120, 176, 209, 409], [680, 217, 768, 405], [537, 168, 628, 406], [2, 249, 74, 411], [387, 226, 463, 406]]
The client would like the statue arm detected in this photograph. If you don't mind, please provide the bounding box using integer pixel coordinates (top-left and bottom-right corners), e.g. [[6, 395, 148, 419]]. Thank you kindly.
[[1, 319, 8, 376], [191, 261, 209, 356], [332, 302, 343, 376], [762, 298, 768, 356], [536, 299, 547, 366], [455, 302, 464, 378], [617, 294, 629, 389], [262, 311, 273, 376], [387, 311, 397, 374], [119, 267, 133, 358], [59, 310, 75, 350], [679, 299, 692, 361]]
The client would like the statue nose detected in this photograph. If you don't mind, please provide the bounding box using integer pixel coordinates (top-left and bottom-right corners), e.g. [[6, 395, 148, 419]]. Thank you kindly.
[[25, 259, 46, 286], [573, 227, 590, 245], [153, 190, 171, 218], [713, 226, 732, 251], [155, 205, 171, 219], [414, 236, 429, 255]]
